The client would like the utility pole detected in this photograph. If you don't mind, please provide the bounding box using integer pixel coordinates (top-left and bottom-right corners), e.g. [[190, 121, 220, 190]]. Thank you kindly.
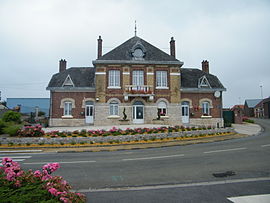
[[260, 85, 264, 118]]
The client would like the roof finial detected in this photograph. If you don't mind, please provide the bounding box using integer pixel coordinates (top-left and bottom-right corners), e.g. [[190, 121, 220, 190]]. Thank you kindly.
[[135, 20, 137, 36]]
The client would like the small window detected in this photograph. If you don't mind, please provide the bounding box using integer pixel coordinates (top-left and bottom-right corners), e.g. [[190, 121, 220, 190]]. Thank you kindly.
[[64, 101, 72, 116], [109, 101, 119, 115], [108, 70, 120, 87], [202, 101, 210, 116], [156, 71, 167, 88], [158, 101, 167, 116]]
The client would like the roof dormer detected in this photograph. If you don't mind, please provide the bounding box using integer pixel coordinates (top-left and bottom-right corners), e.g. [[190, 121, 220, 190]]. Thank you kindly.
[[198, 75, 211, 88], [62, 74, 75, 87]]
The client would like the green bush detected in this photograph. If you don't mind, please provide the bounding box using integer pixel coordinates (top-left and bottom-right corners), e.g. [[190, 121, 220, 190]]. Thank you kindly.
[[3, 125, 21, 136], [0, 119, 7, 134], [2, 111, 21, 123]]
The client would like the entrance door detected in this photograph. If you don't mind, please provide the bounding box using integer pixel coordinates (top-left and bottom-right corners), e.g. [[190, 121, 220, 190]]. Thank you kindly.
[[85, 101, 94, 124], [181, 101, 189, 124], [133, 101, 144, 124]]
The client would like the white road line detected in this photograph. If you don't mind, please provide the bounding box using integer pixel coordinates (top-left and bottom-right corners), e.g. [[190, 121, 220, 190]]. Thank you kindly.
[[80, 177, 270, 192], [23, 160, 96, 165], [0, 150, 42, 153], [228, 194, 270, 203], [0, 156, 32, 159], [261, 144, 270, 148], [122, 154, 184, 161], [204, 147, 247, 154]]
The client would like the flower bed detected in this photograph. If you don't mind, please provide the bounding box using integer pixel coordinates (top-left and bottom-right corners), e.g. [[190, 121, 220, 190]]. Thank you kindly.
[[0, 158, 86, 202]]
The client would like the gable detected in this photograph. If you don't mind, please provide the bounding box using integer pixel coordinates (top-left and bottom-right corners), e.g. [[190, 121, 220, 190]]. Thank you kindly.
[[93, 36, 183, 65]]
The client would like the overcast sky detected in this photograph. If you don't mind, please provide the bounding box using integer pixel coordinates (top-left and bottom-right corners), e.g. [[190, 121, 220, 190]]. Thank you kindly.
[[0, 0, 269, 108]]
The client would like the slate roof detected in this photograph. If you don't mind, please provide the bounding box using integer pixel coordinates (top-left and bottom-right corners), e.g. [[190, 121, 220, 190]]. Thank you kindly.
[[181, 68, 225, 89], [93, 36, 183, 65], [245, 99, 262, 108], [47, 67, 95, 89]]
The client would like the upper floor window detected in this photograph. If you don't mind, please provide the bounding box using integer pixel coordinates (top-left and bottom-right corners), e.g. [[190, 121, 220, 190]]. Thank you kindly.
[[156, 71, 168, 88], [202, 101, 210, 116], [132, 70, 144, 86], [64, 101, 72, 116], [109, 101, 119, 116], [108, 70, 120, 87]]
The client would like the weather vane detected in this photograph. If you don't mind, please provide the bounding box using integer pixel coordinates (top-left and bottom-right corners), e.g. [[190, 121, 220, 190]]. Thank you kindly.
[[135, 20, 137, 36]]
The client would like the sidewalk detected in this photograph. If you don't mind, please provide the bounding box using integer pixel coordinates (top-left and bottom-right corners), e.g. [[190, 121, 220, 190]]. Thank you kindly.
[[232, 123, 262, 136]]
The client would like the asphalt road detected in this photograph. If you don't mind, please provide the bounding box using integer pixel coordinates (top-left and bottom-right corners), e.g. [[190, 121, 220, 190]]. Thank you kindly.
[[1, 119, 270, 202]]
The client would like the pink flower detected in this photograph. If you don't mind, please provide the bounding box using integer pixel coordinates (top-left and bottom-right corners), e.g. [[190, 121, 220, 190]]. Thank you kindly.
[[34, 170, 42, 177], [48, 187, 58, 196]]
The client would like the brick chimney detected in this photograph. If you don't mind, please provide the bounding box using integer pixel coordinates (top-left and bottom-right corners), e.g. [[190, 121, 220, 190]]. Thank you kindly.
[[97, 36, 102, 59], [170, 37, 176, 58], [202, 60, 209, 73], [59, 59, 66, 73]]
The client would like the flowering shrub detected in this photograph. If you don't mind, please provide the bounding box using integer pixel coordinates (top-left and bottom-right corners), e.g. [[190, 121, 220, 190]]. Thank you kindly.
[[17, 125, 45, 137], [0, 158, 86, 203]]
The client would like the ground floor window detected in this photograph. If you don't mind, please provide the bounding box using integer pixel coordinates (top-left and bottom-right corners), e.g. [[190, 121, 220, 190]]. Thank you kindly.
[[109, 101, 119, 115], [158, 101, 167, 116], [202, 101, 210, 116], [64, 101, 72, 116]]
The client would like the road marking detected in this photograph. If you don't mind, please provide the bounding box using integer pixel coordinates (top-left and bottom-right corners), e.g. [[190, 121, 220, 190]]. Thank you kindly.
[[204, 147, 247, 154], [23, 160, 96, 165], [122, 154, 184, 161], [0, 156, 32, 159], [0, 150, 42, 153], [228, 194, 270, 203], [77, 177, 270, 193], [261, 144, 270, 148]]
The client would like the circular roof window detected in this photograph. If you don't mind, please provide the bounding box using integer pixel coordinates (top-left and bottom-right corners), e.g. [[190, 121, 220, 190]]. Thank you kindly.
[[132, 48, 144, 59]]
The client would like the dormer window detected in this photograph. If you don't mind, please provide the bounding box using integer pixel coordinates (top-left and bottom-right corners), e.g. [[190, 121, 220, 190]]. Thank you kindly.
[[62, 75, 74, 87], [131, 41, 146, 60], [198, 75, 211, 88]]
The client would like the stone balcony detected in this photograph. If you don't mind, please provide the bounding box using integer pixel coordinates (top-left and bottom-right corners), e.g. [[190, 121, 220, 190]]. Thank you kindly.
[[124, 85, 154, 101]]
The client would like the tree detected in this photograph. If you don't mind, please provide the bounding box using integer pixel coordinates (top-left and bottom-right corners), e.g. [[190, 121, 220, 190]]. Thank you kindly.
[[2, 111, 21, 123]]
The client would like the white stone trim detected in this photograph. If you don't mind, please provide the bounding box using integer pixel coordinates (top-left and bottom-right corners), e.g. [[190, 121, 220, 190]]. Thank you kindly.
[[107, 98, 121, 104], [107, 115, 121, 119], [61, 115, 73, 119], [107, 86, 121, 89], [199, 98, 213, 108], [60, 98, 75, 108], [81, 98, 95, 108], [95, 72, 106, 75], [170, 73, 181, 76], [147, 72, 154, 75], [180, 98, 193, 108], [156, 86, 169, 89], [123, 72, 130, 75]]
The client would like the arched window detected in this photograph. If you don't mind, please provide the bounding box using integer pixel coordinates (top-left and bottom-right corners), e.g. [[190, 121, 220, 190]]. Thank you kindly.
[[202, 101, 210, 116], [158, 101, 167, 116], [109, 101, 119, 115]]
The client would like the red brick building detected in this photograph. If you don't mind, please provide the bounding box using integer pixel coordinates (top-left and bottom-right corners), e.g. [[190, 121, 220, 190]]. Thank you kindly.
[[47, 35, 226, 127]]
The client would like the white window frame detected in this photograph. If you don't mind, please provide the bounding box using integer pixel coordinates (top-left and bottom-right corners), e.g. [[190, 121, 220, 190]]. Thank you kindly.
[[132, 70, 144, 86], [156, 71, 168, 89], [158, 101, 167, 116], [202, 101, 210, 116], [109, 101, 119, 116], [64, 101, 72, 116], [108, 70, 120, 88]]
